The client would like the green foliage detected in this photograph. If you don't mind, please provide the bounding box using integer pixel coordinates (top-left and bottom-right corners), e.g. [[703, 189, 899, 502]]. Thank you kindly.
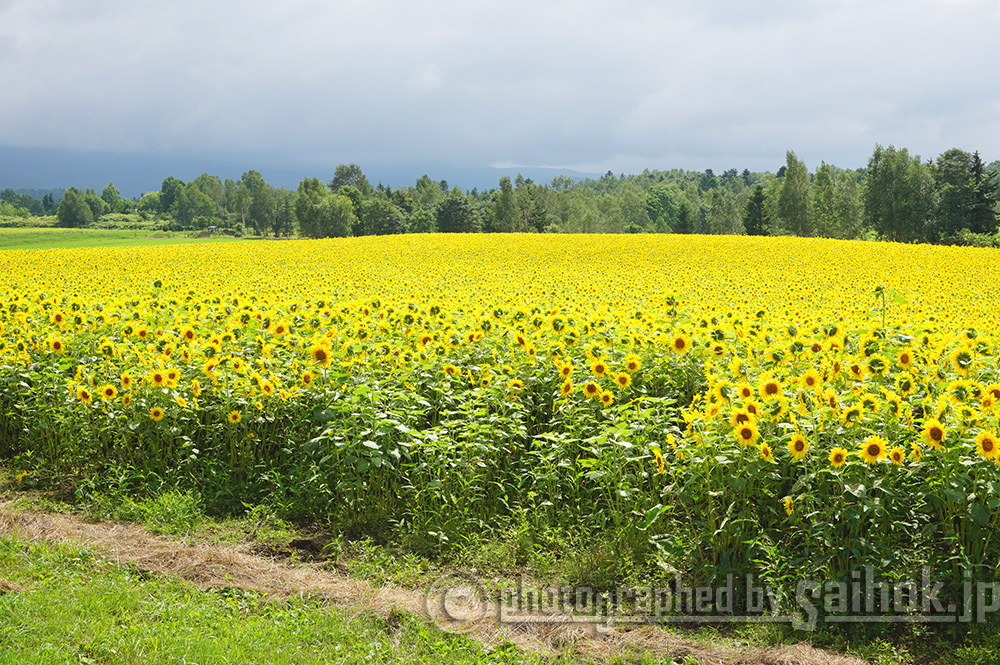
[[777, 150, 811, 236], [56, 187, 93, 228]]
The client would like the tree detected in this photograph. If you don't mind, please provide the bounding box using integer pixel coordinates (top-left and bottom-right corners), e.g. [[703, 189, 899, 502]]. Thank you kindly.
[[295, 177, 329, 238], [409, 208, 436, 233], [812, 162, 837, 237], [42, 193, 57, 215], [159, 176, 184, 213], [56, 187, 93, 228], [863, 144, 937, 243], [674, 202, 693, 234], [777, 150, 811, 236], [101, 181, 122, 213], [274, 194, 295, 237], [435, 188, 479, 233], [191, 173, 227, 218], [294, 177, 355, 238], [241, 170, 274, 235], [484, 176, 516, 232], [968, 151, 998, 235], [329, 163, 373, 196], [705, 188, 745, 235], [84, 189, 108, 220], [173, 182, 215, 228], [743, 185, 769, 235], [833, 170, 862, 239], [645, 183, 678, 232], [933, 148, 973, 238], [362, 198, 407, 236]]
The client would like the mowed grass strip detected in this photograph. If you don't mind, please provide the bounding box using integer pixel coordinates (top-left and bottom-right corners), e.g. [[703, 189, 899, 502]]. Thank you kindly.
[[0, 228, 242, 250], [0, 533, 557, 665]]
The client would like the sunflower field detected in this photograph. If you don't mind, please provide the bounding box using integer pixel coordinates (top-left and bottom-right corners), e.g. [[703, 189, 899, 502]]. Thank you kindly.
[[2, 234, 1000, 602]]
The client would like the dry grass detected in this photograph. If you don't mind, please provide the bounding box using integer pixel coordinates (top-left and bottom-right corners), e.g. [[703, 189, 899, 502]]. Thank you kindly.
[[0, 503, 865, 665]]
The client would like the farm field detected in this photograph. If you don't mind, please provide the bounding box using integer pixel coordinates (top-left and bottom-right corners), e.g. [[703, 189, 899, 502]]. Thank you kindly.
[[1, 233, 1000, 639], [0, 226, 242, 250]]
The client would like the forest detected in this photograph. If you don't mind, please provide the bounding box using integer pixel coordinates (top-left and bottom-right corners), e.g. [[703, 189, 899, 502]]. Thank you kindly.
[[2, 144, 998, 247]]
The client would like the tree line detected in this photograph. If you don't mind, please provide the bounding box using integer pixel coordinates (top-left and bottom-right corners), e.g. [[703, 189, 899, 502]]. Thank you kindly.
[[3, 145, 998, 245]]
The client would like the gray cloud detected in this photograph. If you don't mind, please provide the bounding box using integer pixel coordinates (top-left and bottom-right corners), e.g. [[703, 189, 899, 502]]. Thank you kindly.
[[1, 0, 998, 176]]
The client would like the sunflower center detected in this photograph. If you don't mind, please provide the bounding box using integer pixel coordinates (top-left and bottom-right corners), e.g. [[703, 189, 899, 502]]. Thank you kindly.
[[867, 444, 881, 457]]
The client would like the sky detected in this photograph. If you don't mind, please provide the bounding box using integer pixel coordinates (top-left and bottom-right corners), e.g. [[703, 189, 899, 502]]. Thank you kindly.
[[1, 0, 999, 193]]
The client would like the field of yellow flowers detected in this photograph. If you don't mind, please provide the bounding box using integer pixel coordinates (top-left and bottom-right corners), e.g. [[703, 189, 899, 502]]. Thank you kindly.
[[2, 234, 999, 600]]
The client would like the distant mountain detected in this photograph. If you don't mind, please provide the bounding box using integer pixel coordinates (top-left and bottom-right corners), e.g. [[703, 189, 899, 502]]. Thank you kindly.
[[0, 145, 600, 199]]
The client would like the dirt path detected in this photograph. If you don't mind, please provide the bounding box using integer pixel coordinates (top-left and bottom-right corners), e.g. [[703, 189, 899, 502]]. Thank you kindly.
[[0, 504, 865, 665]]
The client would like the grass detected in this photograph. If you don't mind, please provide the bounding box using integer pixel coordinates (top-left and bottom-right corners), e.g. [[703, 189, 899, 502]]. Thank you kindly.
[[0, 228, 242, 250], [0, 534, 569, 665]]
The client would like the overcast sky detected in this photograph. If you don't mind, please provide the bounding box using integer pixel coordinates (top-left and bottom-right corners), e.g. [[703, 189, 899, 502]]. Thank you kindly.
[[1, 0, 999, 182]]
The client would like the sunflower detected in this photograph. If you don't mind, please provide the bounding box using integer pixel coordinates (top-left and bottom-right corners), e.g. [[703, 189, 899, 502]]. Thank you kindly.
[[829, 447, 849, 468], [782, 497, 794, 516], [759, 442, 774, 461], [260, 380, 275, 396], [896, 348, 915, 370], [443, 364, 458, 377], [165, 368, 180, 387], [858, 393, 880, 413], [865, 353, 889, 377], [735, 422, 760, 446], [599, 390, 614, 407], [623, 354, 642, 373], [614, 372, 632, 389], [77, 387, 93, 405], [560, 380, 573, 397], [800, 369, 822, 391], [758, 373, 783, 400], [121, 393, 132, 407], [841, 403, 864, 427], [227, 410, 242, 424], [950, 348, 975, 376], [889, 446, 906, 466], [583, 381, 601, 398], [99, 385, 117, 401], [846, 359, 866, 381], [921, 419, 946, 450], [191, 379, 202, 397], [910, 442, 923, 462], [859, 435, 887, 464], [896, 372, 916, 396], [508, 378, 524, 392], [309, 344, 330, 367], [591, 358, 608, 376], [788, 434, 809, 461], [150, 370, 167, 388], [149, 406, 165, 422], [729, 409, 754, 428], [652, 447, 665, 474], [735, 383, 754, 400], [976, 431, 1000, 460], [669, 333, 691, 354]]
